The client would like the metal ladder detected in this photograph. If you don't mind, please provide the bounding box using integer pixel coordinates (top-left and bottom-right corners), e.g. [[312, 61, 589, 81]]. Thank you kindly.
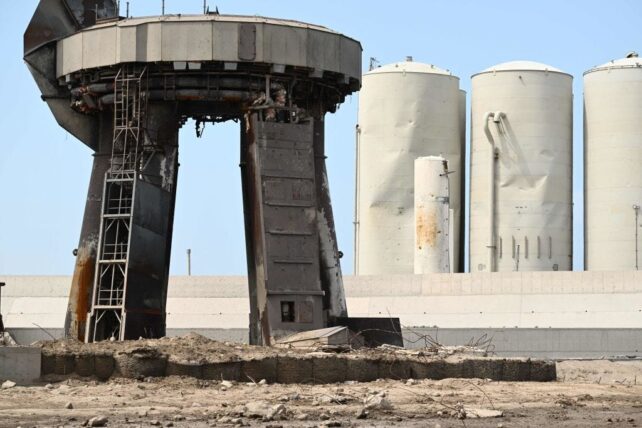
[[86, 67, 148, 342]]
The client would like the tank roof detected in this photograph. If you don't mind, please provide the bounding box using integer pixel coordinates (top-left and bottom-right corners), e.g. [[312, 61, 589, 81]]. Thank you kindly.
[[475, 60, 568, 76], [585, 53, 642, 75], [366, 60, 454, 77]]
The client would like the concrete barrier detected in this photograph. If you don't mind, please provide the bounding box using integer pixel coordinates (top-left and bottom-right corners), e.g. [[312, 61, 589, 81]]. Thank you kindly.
[[37, 347, 556, 384], [0, 347, 41, 385]]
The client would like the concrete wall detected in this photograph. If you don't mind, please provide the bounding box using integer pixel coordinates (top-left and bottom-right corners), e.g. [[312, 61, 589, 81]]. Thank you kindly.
[[0, 347, 41, 385], [2, 272, 642, 358]]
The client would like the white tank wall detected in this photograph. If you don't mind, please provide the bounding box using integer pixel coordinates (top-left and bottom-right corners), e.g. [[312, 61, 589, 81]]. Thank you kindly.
[[356, 60, 463, 275], [584, 54, 642, 271], [414, 156, 451, 274], [469, 62, 573, 272]]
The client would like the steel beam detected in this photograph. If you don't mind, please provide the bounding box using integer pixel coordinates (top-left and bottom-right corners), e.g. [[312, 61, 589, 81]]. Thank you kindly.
[[312, 118, 348, 321]]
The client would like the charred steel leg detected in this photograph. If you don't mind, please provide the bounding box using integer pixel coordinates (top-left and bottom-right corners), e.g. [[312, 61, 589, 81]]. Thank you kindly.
[[65, 112, 113, 340]]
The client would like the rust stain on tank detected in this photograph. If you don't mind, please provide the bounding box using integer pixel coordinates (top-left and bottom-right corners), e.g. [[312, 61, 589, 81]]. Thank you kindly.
[[416, 207, 438, 250]]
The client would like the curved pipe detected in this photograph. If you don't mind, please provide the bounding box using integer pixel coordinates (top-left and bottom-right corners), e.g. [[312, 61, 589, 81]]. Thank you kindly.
[[483, 111, 505, 272]]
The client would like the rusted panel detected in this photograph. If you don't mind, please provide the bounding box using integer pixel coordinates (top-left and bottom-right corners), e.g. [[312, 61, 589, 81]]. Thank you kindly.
[[238, 23, 256, 61], [65, 115, 112, 340]]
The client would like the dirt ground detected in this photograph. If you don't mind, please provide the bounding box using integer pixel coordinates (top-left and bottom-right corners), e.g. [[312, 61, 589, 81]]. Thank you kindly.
[[1, 360, 641, 428]]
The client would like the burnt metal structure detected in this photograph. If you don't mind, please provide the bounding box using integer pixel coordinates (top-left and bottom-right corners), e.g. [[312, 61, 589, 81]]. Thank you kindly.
[[25, 0, 361, 345]]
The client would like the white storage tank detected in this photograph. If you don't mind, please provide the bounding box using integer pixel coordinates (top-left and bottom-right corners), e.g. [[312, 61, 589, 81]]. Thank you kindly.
[[355, 58, 464, 274], [469, 61, 573, 272], [584, 52, 642, 271], [414, 156, 451, 274]]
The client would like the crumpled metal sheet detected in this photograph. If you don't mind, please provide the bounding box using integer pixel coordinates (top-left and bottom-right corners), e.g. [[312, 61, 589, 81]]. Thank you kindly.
[[469, 69, 573, 272]]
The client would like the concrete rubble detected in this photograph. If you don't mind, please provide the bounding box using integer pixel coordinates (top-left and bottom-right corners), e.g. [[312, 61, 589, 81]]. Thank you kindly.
[[1, 380, 16, 389], [33, 333, 556, 384]]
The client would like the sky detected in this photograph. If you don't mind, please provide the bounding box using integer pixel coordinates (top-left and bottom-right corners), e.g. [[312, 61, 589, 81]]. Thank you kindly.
[[0, 0, 640, 276]]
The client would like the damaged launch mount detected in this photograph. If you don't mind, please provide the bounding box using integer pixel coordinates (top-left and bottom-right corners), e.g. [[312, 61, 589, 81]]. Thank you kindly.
[[24, 1, 361, 345]]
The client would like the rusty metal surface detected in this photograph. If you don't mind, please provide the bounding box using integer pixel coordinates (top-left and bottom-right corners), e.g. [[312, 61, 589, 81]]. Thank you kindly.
[[65, 113, 113, 340], [65, 153, 110, 340]]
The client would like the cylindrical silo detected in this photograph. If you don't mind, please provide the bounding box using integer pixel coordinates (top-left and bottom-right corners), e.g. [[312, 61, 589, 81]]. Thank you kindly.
[[469, 61, 573, 272], [355, 58, 464, 275], [414, 156, 451, 274], [585, 52, 642, 271]]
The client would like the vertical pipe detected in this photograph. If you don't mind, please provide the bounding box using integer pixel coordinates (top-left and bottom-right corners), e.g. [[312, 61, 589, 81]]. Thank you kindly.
[[353, 124, 361, 275], [483, 111, 505, 272], [634, 205, 640, 270], [458, 89, 466, 273], [162, 0, 165, 15], [187, 249, 192, 276], [0, 282, 5, 334], [483, 112, 496, 272]]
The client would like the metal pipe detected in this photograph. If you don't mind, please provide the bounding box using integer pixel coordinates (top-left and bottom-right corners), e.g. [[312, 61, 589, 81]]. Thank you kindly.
[[187, 248, 192, 276], [0, 282, 5, 334], [634, 205, 640, 270], [162, 0, 165, 15], [353, 124, 361, 275], [98, 89, 253, 105], [483, 111, 505, 272], [483, 112, 496, 271]]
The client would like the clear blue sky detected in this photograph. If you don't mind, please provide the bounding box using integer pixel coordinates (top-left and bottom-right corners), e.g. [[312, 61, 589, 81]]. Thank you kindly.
[[1, 0, 640, 275]]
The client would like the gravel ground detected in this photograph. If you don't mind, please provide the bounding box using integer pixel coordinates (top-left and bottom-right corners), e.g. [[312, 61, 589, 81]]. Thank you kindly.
[[1, 360, 641, 428]]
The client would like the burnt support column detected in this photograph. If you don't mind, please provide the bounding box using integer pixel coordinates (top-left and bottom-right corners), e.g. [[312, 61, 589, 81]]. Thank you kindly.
[[313, 118, 348, 320], [240, 115, 263, 345], [85, 101, 179, 341], [119, 102, 179, 339], [65, 112, 113, 340], [241, 114, 326, 345]]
